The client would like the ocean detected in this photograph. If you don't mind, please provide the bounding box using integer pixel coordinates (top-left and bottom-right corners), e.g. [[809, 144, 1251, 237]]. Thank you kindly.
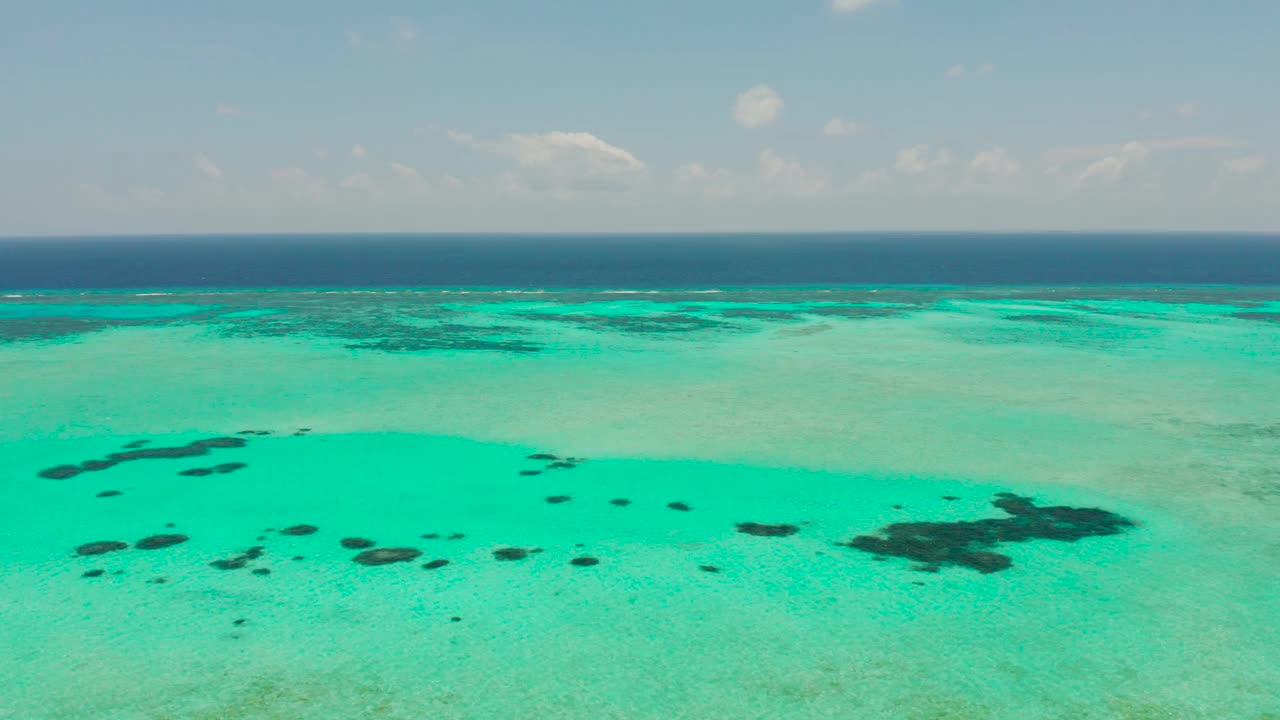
[[1, 234, 1278, 719]]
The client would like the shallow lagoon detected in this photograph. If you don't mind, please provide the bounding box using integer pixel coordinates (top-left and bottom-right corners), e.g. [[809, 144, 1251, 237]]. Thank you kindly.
[[1, 288, 1278, 719]]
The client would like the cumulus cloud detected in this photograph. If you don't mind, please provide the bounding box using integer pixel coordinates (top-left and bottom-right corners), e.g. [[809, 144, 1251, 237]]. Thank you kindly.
[[345, 30, 363, 48], [970, 148, 1020, 179], [390, 18, 417, 52], [733, 85, 783, 129], [946, 63, 994, 79], [502, 131, 646, 191], [759, 149, 827, 196], [1224, 156, 1267, 175], [215, 103, 240, 117], [945, 65, 967, 80], [822, 117, 867, 137], [194, 152, 224, 181], [831, 0, 878, 12], [389, 161, 428, 189], [339, 172, 376, 192], [1042, 136, 1241, 166], [676, 162, 736, 198], [894, 145, 954, 175], [1076, 142, 1149, 186], [1176, 101, 1200, 118], [271, 167, 333, 202], [351, 144, 369, 160]]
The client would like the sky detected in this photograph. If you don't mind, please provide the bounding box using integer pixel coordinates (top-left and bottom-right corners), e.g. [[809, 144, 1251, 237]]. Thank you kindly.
[[1, 0, 1278, 235]]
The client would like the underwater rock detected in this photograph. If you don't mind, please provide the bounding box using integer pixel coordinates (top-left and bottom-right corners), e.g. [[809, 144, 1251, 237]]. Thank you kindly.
[[545, 495, 572, 504], [353, 548, 422, 566], [291, 556, 304, 561], [80, 460, 118, 471], [699, 565, 720, 573], [251, 568, 271, 576], [279, 525, 318, 536], [547, 461, 577, 470], [40, 465, 83, 480], [96, 490, 122, 498], [667, 502, 692, 512], [148, 577, 167, 584], [527, 453, 559, 461], [736, 522, 800, 537], [77, 541, 129, 556], [81, 569, 105, 578], [422, 559, 450, 570], [237, 430, 271, 436], [233, 618, 247, 626], [519, 470, 543, 476], [421, 533, 440, 539], [941, 496, 960, 502], [213, 463, 247, 474], [493, 547, 535, 561], [570, 557, 599, 567], [210, 558, 248, 571], [841, 494, 1132, 573], [121, 440, 150, 449], [341, 538, 375, 549], [179, 468, 214, 477], [136, 534, 188, 550], [450, 616, 462, 622]]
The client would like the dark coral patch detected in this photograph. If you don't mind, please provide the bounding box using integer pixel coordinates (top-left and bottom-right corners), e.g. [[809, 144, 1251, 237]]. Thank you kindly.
[[96, 490, 122, 498], [547, 461, 577, 470], [841, 494, 1131, 573], [667, 502, 692, 512], [121, 440, 150, 449], [251, 568, 272, 576], [610, 498, 632, 506], [237, 430, 272, 436], [279, 525, 318, 536], [179, 468, 214, 477], [213, 463, 248, 474], [81, 569, 105, 578], [421, 533, 440, 539], [80, 460, 118, 471], [77, 541, 128, 556], [493, 547, 534, 561], [699, 565, 720, 573], [341, 538, 375, 549], [136, 534, 188, 550], [211, 558, 249, 571], [570, 556, 600, 567], [39, 465, 83, 480], [422, 559, 450, 570], [519, 470, 543, 476], [353, 548, 422, 566], [736, 522, 800, 537], [545, 495, 572, 504], [527, 453, 559, 461]]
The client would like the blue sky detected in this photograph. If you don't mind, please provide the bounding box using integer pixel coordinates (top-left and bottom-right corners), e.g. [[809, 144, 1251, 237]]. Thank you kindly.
[[2, 0, 1277, 234]]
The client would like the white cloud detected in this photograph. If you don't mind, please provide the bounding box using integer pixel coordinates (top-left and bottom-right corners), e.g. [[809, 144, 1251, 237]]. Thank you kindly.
[[894, 145, 954, 175], [271, 167, 332, 202], [351, 144, 369, 160], [969, 148, 1020, 179], [313, 149, 329, 160], [822, 117, 867, 138], [946, 64, 993, 80], [831, 0, 878, 12], [1176, 101, 1200, 118], [676, 162, 736, 198], [339, 172, 376, 192], [733, 85, 783, 129], [463, 131, 648, 192], [1076, 142, 1149, 186], [446, 129, 478, 147], [215, 103, 240, 117], [759, 149, 827, 196], [945, 65, 966, 79], [391, 18, 417, 51], [1042, 136, 1241, 166], [442, 174, 464, 189], [345, 30, 363, 48], [980, 63, 996, 74], [1224, 156, 1267, 175], [194, 152, 223, 181], [389, 161, 427, 187]]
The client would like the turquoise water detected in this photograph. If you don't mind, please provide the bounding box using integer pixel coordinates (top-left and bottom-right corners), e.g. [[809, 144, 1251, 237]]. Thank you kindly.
[[1, 288, 1278, 719]]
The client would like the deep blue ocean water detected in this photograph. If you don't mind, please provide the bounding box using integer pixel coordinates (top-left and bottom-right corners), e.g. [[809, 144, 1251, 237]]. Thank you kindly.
[[3, 233, 1280, 289]]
